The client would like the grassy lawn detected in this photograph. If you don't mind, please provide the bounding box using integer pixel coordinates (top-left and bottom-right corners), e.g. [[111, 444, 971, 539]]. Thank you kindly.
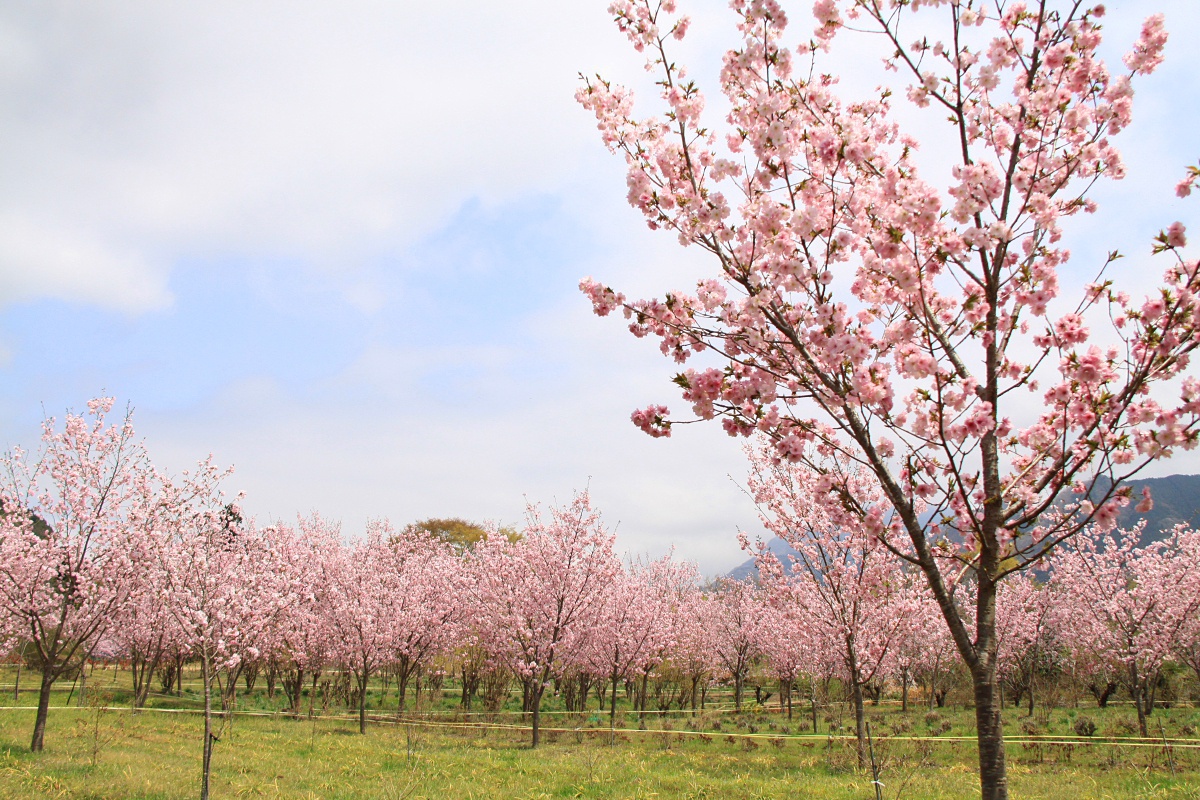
[[0, 667, 1197, 798]]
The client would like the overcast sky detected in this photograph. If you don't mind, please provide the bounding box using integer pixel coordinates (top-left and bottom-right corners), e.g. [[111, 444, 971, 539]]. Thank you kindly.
[[1, 0, 1197, 575]]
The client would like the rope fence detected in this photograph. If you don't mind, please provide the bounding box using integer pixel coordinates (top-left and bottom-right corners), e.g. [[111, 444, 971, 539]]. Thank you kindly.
[[0, 704, 1196, 751]]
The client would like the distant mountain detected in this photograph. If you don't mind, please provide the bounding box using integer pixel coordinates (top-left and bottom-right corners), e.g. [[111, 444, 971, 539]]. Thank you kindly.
[[1097, 473, 1200, 545], [727, 473, 1200, 579], [727, 537, 800, 582]]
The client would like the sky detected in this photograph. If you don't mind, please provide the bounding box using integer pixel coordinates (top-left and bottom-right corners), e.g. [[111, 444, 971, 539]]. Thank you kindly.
[[1, 0, 1197, 576]]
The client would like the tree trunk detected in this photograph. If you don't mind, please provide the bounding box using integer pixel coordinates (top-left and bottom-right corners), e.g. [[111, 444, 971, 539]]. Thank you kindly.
[[201, 653, 214, 800], [530, 684, 544, 748], [241, 661, 258, 694], [396, 668, 411, 718], [1133, 686, 1149, 739], [1127, 662, 1150, 738], [309, 673, 319, 720], [928, 652, 941, 712], [292, 666, 304, 715], [610, 669, 620, 729], [282, 666, 305, 716], [460, 663, 479, 710], [901, 668, 909, 713], [132, 654, 160, 712], [852, 680, 867, 770], [1025, 646, 1037, 717], [30, 668, 54, 752], [358, 672, 369, 734], [972, 662, 1009, 800], [638, 671, 649, 730], [810, 681, 819, 733], [1090, 681, 1117, 708]]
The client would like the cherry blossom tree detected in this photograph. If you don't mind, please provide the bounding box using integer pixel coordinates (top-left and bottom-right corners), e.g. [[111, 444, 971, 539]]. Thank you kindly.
[[670, 584, 718, 710], [584, 561, 672, 728], [110, 557, 184, 711], [707, 577, 765, 712], [580, 2, 1197, 795], [472, 491, 619, 747], [455, 554, 512, 713], [274, 514, 341, 716], [152, 463, 297, 800], [893, 589, 956, 712], [1176, 532, 1200, 685], [1051, 522, 1200, 737], [1074, 646, 1122, 709], [326, 521, 402, 735], [382, 523, 465, 716], [994, 572, 1064, 716], [622, 555, 695, 727], [0, 398, 154, 752], [748, 445, 919, 766], [755, 584, 814, 719]]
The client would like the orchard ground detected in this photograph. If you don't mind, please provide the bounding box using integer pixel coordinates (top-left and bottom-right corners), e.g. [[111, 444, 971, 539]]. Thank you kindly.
[[0, 665, 1197, 799]]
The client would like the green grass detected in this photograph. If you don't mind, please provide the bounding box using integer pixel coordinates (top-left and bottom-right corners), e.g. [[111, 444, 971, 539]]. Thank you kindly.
[[0, 667, 1197, 799]]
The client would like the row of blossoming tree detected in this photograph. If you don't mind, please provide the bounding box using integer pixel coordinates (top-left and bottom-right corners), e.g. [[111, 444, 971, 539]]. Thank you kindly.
[[576, 0, 1198, 797], [2, 400, 1200, 799]]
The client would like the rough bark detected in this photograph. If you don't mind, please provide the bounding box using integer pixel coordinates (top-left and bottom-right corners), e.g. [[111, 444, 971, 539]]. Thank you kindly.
[[530, 684, 545, 748], [30, 669, 54, 752], [973, 665, 1009, 800]]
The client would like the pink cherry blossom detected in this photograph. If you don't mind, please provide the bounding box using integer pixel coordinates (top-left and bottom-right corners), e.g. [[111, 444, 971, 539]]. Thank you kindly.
[[746, 441, 928, 766], [1052, 523, 1200, 737], [1167, 221, 1188, 249], [0, 399, 156, 752], [580, 3, 1198, 796], [470, 491, 619, 747]]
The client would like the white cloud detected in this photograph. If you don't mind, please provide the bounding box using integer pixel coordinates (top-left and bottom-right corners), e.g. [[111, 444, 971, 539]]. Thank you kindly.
[[0, 214, 170, 310], [0, 0, 721, 310], [2, 0, 1195, 311]]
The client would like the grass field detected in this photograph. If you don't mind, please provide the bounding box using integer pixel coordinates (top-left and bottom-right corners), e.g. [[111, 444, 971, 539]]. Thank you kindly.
[[0, 666, 1197, 799]]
